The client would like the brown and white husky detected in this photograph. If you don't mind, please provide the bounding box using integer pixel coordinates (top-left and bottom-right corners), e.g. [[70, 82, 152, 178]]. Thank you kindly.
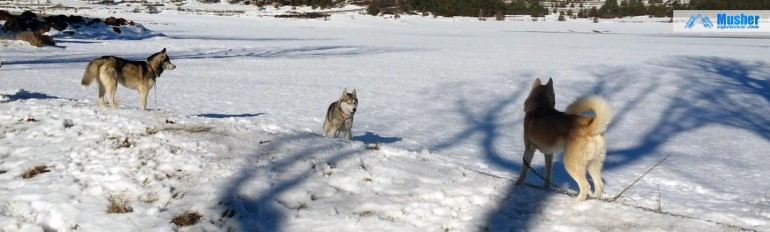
[[515, 78, 612, 201]]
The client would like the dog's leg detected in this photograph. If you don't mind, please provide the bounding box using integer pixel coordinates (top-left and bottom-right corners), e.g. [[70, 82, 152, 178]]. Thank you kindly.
[[343, 121, 353, 140], [104, 79, 118, 108], [100, 65, 119, 108], [139, 88, 149, 111], [588, 138, 607, 198], [515, 144, 535, 186], [588, 159, 604, 199], [325, 124, 338, 138], [97, 82, 107, 107], [544, 153, 554, 189], [107, 85, 118, 108], [322, 120, 331, 137], [564, 151, 590, 201]]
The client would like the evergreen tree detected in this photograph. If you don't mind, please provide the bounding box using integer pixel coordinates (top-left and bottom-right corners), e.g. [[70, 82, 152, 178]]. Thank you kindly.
[[599, 0, 619, 18]]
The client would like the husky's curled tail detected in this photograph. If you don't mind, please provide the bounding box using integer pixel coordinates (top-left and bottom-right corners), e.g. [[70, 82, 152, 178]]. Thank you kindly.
[[566, 95, 613, 135]]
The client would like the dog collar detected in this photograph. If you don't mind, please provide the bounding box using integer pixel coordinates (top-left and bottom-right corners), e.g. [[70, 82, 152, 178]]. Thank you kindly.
[[146, 62, 159, 78], [339, 111, 346, 121]]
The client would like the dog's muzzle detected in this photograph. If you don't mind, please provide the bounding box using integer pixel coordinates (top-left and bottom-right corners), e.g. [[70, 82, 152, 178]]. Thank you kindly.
[[165, 63, 176, 70]]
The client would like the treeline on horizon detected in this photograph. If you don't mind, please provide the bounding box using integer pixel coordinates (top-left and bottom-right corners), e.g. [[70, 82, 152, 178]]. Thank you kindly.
[[239, 0, 770, 18]]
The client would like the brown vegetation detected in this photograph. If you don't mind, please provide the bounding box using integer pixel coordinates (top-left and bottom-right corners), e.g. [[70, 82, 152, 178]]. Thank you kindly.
[[106, 195, 134, 214], [171, 210, 203, 227], [20, 165, 50, 179]]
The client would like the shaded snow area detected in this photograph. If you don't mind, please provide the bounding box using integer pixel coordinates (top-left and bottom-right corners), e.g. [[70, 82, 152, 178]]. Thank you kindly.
[[2, 2, 770, 232], [54, 21, 164, 41], [0, 92, 743, 232]]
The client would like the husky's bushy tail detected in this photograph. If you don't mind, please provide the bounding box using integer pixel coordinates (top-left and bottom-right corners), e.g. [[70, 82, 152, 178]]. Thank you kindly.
[[81, 57, 110, 89], [566, 96, 613, 135]]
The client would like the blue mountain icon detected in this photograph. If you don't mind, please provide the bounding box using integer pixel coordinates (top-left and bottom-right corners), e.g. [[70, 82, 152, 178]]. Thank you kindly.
[[685, 14, 713, 29]]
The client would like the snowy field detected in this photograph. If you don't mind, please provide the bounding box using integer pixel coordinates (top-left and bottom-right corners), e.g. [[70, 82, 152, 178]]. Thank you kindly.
[[2, 2, 770, 231]]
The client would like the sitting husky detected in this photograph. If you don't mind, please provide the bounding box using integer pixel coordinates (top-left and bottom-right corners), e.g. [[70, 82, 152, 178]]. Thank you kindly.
[[515, 78, 612, 201], [80, 48, 176, 110], [323, 89, 358, 140]]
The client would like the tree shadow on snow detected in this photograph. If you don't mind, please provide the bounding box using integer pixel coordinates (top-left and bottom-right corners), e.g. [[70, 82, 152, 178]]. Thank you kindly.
[[4, 51, 176, 67], [594, 56, 770, 171], [1, 55, 96, 66], [425, 78, 558, 231], [4, 46, 418, 69], [166, 35, 340, 42], [171, 45, 417, 61], [195, 113, 266, 118], [210, 56, 770, 231], [477, 56, 770, 231], [217, 132, 362, 231]]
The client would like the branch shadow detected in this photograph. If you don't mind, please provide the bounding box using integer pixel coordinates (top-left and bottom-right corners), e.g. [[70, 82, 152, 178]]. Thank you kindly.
[[597, 56, 770, 171], [481, 55, 770, 230], [4, 46, 418, 67], [166, 35, 340, 42], [195, 113, 266, 118], [216, 132, 362, 231], [170, 46, 418, 61], [423, 78, 556, 230], [2, 55, 96, 66], [55, 39, 104, 44]]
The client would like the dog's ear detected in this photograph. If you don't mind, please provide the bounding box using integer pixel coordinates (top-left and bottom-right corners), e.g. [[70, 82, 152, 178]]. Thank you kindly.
[[546, 78, 553, 86], [342, 88, 348, 98], [532, 78, 542, 89], [161, 48, 167, 53], [351, 89, 356, 97]]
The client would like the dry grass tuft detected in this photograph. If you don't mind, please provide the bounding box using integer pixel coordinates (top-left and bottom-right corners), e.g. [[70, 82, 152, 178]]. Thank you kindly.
[[106, 195, 133, 214], [20, 165, 49, 179], [171, 210, 203, 227]]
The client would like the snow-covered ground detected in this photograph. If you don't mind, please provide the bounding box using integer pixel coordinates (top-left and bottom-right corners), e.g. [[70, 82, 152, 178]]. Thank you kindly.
[[2, 1, 770, 231]]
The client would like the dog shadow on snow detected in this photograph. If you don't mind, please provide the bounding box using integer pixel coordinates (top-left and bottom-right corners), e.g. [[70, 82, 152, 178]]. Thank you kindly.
[[353, 132, 402, 144], [431, 56, 770, 231], [0, 89, 62, 103]]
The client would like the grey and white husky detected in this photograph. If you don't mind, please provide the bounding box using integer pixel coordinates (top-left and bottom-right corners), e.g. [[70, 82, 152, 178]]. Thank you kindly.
[[81, 48, 176, 110], [323, 88, 358, 140]]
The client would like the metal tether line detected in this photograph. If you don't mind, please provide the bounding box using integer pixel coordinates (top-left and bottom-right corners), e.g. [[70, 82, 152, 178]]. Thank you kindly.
[[154, 81, 158, 110], [521, 156, 577, 197]]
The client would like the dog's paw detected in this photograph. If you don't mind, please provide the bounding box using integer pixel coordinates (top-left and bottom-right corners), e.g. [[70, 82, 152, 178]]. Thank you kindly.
[[574, 193, 588, 202]]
